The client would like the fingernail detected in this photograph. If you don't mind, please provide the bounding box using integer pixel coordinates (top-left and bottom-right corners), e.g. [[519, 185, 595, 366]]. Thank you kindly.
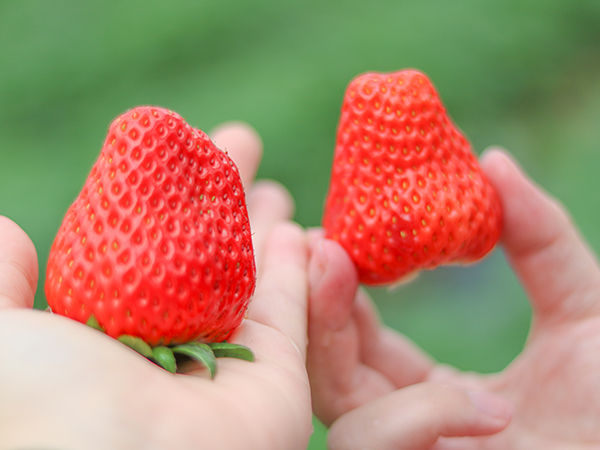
[[467, 390, 513, 420]]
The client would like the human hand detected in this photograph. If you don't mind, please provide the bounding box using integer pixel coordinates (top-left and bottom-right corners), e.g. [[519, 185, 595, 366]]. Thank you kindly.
[[307, 148, 600, 449], [0, 123, 312, 450]]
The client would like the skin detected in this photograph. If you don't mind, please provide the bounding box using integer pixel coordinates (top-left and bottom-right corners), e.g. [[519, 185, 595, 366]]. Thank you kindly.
[[307, 148, 600, 449], [3, 126, 600, 449], [0, 123, 312, 450]]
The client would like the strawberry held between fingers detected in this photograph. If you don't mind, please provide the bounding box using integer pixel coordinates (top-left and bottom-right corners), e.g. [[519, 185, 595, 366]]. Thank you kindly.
[[45, 106, 256, 375], [323, 70, 502, 286]]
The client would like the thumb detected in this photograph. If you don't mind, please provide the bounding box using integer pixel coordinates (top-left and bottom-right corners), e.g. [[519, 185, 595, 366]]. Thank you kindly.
[[0, 216, 39, 309], [327, 383, 512, 450], [480, 148, 600, 323]]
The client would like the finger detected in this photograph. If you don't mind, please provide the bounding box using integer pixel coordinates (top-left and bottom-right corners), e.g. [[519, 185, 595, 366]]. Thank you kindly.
[[352, 285, 433, 388], [210, 121, 263, 188], [246, 180, 295, 274], [307, 238, 433, 426], [246, 222, 308, 362], [480, 148, 600, 323], [307, 238, 393, 425], [307, 227, 326, 250], [327, 384, 512, 450], [0, 216, 39, 309]]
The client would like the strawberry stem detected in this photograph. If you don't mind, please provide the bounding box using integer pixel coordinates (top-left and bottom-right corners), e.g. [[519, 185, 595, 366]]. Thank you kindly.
[[208, 341, 254, 362], [151, 346, 177, 374], [86, 314, 105, 332], [117, 335, 153, 359], [172, 342, 217, 378], [84, 314, 254, 378]]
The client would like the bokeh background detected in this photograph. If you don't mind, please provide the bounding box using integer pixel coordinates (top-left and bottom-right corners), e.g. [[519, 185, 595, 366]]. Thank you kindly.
[[1, 1, 599, 448]]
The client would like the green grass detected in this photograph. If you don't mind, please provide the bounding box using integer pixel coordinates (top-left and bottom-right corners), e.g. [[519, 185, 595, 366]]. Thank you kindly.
[[1, 1, 600, 448]]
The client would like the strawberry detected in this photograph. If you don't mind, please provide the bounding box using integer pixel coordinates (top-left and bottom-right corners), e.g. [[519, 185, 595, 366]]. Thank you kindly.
[[322, 70, 502, 285], [45, 106, 256, 375]]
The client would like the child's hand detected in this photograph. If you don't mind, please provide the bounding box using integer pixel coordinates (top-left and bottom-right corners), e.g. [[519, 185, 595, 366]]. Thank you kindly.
[[308, 148, 600, 449]]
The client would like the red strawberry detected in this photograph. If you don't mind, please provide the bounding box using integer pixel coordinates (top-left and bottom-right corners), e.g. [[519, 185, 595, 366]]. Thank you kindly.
[[323, 70, 502, 285], [45, 106, 256, 373]]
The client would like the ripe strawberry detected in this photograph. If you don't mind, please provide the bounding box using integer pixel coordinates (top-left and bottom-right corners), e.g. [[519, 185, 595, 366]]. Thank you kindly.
[[45, 106, 256, 374], [323, 70, 502, 285]]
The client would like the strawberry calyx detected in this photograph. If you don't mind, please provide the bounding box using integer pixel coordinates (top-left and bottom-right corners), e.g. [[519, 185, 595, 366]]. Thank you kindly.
[[85, 315, 254, 378]]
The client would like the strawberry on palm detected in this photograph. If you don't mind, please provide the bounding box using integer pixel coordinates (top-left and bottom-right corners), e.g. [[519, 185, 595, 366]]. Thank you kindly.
[[45, 106, 256, 375]]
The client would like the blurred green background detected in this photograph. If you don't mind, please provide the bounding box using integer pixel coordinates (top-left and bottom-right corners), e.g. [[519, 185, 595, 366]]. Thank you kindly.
[[1, 1, 599, 448]]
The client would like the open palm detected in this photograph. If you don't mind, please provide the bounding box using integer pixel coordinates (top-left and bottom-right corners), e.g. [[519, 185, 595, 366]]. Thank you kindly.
[[0, 123, 313, 450], [307, 149, 600, 449]]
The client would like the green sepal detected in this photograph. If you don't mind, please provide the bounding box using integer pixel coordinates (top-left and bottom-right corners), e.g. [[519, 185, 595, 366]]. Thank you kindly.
[[208, 341, 255, 362], [86, 314, 105, 333], [117, 335, 154, 359], [172, 342, 217, 379], [151, 346, 177, 374]]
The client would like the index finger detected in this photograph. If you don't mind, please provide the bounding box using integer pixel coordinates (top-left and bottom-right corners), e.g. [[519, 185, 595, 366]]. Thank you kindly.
[[480, 148, 600, 324]]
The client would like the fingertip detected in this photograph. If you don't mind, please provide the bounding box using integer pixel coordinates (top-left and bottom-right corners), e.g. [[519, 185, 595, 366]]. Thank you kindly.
[[308, 238, 359, 330], [478, 146, 566, 253], [211, 121, 262, 151], [479, 145, 512, 166], [247, 180, 295, 222], [479, 146, 524, 193], [0, 216, 39, 309], [262, 220, 307, 259], [210, 121, 263, 187]]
